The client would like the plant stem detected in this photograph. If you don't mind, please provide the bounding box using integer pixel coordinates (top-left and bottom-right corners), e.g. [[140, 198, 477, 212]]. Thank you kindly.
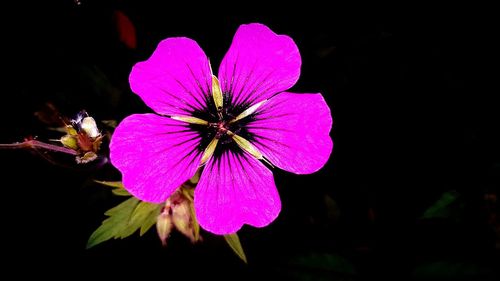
[[0, 140, 77, 155]]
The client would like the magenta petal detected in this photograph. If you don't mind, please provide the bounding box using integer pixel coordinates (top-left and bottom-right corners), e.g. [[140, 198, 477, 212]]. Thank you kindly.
[[110, 114, 202, 203], [129, 38, 211, 115], [194, 151, 281, 234], [249, 92, 333, 174], [218, 23, 301, 108]]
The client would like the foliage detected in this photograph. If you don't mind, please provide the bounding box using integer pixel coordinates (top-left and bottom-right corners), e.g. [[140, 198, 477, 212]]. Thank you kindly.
[[223, 233, 247, 263], [87, 197, 161, 248]]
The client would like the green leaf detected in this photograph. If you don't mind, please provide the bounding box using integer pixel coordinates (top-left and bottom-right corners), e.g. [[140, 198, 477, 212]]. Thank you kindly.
[[94, 180, 124, 189], [87, 198, 164, 248], [224, 233, 247, 263], [127, 202, 162, 238], [87, 197, 139, 249], [140, 205, 160, 236], [112, 188, 130, 196], [422, 191, 459, 219]]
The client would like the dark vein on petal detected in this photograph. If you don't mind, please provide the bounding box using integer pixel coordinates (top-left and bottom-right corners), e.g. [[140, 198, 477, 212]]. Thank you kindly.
[[151, 130, 198, 138], [172, 78, 207, 110], [233, 60, 258, 107], [155, 136, 199, 154], [241, 70, 279, 106], [148, 69, 204, 112], [247, 126, 295, 133], [185, 62, 210, 105], [253, 139, 289, 159], [154, 123, 190, 129], [254, 134, 293, 149], [155, 90, 197, 113], [203, 60, 212, 97], [228, 54, 239, 99], [157, 87, 201, 112], [169, 134, 202, 148], [169, 146, 200, 170], [237, 69, 277, 108], [237, 154, 261, 209], [251, 113, 297, 123]]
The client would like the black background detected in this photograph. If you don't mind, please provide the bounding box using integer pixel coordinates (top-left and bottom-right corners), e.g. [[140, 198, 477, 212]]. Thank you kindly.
[[2, 1, 498, 280]]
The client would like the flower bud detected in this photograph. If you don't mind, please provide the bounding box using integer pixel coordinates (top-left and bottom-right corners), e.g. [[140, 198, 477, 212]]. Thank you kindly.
[[81, 117, 100, 138], [156, 210, 173, 246], [172, 201, 195, 242]]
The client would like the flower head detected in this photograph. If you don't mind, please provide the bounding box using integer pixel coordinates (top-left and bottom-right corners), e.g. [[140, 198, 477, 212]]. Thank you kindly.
[[110, 23, 333, 234], [60, 111, 103, 163], [157, 188, 198, 246]]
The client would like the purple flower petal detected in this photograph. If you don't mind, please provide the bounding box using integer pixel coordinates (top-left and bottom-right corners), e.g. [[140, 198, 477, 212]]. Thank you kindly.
[[249, 92, 333, 174], [110, 114, 202, 203], [129, 38, 211, 115], [194, 151, 281, 234], [218, 23, 301, 108]]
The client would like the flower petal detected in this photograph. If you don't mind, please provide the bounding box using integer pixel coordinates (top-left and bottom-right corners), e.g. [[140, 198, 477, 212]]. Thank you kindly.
[[218, 23, 301, 110], [129, 38, 211, 115], [110, 114, 202, 203], [249, 92, 333, 174], [194, 151, 280, 234]]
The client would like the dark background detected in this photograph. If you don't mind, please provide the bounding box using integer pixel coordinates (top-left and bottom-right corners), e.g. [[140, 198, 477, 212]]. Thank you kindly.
[[2, 1, 498, 280]]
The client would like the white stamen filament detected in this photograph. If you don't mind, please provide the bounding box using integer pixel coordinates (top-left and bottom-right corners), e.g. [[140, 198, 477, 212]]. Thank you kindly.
[[170, 115, 208, 125], [229, 131, 273, 167], [212, 75, 224, 113], [200, 137, 219, 165], [229, 99, 267, 124]]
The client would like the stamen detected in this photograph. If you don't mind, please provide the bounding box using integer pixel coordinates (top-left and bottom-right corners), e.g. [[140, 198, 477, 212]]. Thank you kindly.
[[200, 137, 219, 165], [212, 75, 224, 114], [170, 115, 208, 125], [208, 59, 214, 75], [229, 99, 268, 124], [229, 131, 273, 167]]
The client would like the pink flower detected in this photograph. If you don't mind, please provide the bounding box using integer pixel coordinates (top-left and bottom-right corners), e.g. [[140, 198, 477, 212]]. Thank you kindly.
[[110, 23, 333, 234]]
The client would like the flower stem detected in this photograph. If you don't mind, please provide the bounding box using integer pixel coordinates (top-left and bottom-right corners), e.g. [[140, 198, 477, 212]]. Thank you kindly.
[[0, 140, 77, 155]]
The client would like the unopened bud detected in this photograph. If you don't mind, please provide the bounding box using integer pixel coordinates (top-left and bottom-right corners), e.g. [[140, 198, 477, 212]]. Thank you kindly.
[[156, 211, 173, 246], [81, 117, 100, 138], [172, 201, 194, 242]]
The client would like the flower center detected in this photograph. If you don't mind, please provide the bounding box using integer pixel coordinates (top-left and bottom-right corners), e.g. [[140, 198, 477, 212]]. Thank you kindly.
[[170, 75, 271, 166], [211, 121, 231, 139]]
